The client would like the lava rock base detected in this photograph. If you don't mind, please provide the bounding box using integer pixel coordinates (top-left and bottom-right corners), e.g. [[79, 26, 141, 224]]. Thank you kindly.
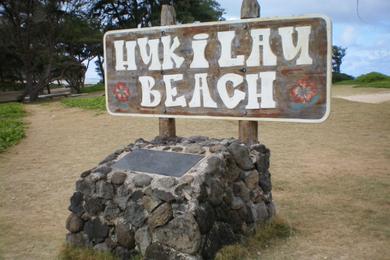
[[65, 136, 275, 260]]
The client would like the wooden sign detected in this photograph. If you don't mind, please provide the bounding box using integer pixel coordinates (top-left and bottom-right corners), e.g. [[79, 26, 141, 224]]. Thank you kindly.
[[104, 15, 332, 123]]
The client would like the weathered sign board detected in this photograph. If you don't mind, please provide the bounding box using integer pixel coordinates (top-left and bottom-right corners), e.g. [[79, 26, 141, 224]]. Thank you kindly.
[[104, 15, 332, 122]]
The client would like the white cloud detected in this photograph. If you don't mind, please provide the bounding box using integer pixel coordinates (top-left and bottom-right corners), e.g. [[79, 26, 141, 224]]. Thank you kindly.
[[342, 38, 390, 75], [340, 26, 356, 45], [219, 0, 390, 28], [218, 0, 390, 76]]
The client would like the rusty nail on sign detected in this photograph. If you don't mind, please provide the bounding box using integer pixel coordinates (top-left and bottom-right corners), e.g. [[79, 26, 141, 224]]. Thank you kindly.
[[104, 15, 332, 123]]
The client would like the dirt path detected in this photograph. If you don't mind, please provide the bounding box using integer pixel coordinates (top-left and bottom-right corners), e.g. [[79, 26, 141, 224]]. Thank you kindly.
[[0, 90, 389, 259]]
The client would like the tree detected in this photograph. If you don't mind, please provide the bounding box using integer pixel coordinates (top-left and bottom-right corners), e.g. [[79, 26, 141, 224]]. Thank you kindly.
[[0, 0, 67, 101], [332, 45, 347, 73], [88, 0, 224, 81], [59, 14, 102, 92], [0, 0, 101, 99], [0, 0, 224, 100]]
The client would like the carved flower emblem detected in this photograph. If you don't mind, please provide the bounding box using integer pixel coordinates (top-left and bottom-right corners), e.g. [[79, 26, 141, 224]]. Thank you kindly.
[[290, 79, 318, 104], [113, 82, 130, 102]]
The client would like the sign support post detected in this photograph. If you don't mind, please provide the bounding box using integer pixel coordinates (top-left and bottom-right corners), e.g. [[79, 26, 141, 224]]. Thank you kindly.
[[159, 4, 177, 138], [239, 0, 260, 145]]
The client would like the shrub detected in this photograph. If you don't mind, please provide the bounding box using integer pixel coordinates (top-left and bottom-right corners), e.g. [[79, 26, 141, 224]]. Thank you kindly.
[[0, 81, 25, 91], [355, 72, 389, 83], [332, 72, 354, 83]]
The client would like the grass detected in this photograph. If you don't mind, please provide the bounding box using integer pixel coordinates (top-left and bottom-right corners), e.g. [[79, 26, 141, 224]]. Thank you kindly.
[[58, 244, 143, 260], [335, 78, 390, 88], [356, 79, 390, 88], [61, 96, 106, 111], [58, 244, 118, 260], [216, 216, 293, 260], [81, 83, 105, 94], [1, 85, 389, 259], [0, 102, 26, 152], [334, 72, 390, 88]]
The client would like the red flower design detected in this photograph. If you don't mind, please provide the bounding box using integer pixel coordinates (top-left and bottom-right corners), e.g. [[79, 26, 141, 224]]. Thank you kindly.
[[113, 82, 130, 102], [290, 79, 318, 103]]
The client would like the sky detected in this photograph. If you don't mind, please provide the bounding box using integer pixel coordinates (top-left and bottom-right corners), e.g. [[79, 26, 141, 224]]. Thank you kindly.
[[85, 0, 390, 83]]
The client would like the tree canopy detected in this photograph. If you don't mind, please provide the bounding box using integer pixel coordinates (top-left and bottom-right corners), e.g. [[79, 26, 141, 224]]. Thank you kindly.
[[332, 45, 347, 73], [0, 0, 224, 101]]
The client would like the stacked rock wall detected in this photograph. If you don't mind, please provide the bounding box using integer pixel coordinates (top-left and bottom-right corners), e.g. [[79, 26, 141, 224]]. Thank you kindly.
[[66, 136, 275, 259]]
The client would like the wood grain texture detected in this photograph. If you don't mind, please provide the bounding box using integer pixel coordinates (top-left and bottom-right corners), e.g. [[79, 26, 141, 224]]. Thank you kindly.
[[159, 4, 176, 138], [239, 121, 259, 145], [239, 0, 260, 144], [159, 118, 176, 138], [104, 17, 331, 122], [161, 5, 176, 26], [241, 0, 260, 19]]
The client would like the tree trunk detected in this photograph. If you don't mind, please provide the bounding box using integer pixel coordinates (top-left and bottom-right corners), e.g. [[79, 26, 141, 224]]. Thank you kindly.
[[97, 55, 105, 83]]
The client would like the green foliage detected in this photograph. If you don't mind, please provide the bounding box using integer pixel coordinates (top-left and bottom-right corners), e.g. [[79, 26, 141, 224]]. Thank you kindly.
[[0, 0, 69, 100], [81, 83, 105, 94], [0, 82, 25, 92], [0, 0, 101, 99], [0, 103, 25, 152], [62, 96, 106, 111], [332, 72, 354, 83], [355, 72, 389, 83], [89, 0, 225, 80], [173, 0, 225, 24], [0, 103, 25, 118], [216, 216, 293, 260], [1, 0, 224, 97], [332, 46, 347, 73], [334, 72, 390, 88], [90, 0, 224, 30], [354, 79, 390, 89]]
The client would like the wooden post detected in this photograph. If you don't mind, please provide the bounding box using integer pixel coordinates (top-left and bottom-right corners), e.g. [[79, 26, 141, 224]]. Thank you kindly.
[[239, 0, 260, 145], [159, 5, 177, 138]]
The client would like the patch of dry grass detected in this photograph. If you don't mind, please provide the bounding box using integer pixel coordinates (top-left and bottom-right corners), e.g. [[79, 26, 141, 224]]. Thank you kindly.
[[0, 85, 389, 259], [58, 245, 118, 260], [216, 216, 293, 260]]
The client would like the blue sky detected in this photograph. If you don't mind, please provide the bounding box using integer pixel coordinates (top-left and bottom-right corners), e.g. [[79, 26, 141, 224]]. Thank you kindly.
[[219, 0, 390, 77], [85, 0, 390, 83]]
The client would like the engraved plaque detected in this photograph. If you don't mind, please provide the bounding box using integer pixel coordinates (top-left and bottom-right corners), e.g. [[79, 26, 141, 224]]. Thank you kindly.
[[113, 149, 204, 177]]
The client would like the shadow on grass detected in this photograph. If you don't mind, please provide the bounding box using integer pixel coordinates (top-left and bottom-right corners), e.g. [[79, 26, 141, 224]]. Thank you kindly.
[[216, 215, 294, 260]]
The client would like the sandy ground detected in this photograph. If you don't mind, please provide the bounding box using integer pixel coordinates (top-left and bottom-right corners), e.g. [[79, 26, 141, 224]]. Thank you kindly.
[[333, 84, 390, 104], [0, 86, 389, 259], [335, 92, 390, 104]]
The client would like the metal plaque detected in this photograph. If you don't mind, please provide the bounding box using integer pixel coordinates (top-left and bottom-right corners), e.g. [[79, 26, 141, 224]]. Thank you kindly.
[[112, 149, 204, 177], [104, 15, 332, 123]]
